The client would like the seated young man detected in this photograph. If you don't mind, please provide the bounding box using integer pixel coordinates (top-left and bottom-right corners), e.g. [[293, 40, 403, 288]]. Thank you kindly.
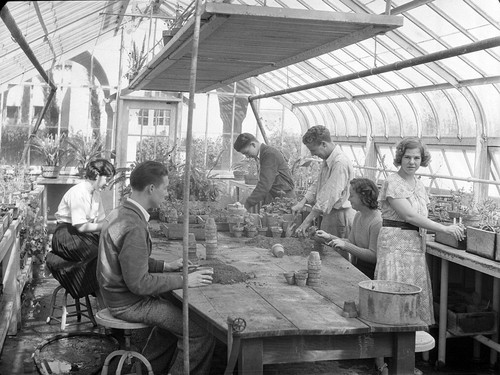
[[97, 160, 215, 374]]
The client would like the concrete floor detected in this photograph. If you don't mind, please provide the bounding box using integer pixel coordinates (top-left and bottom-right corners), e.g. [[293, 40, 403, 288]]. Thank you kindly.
[[0, 235, 498, 375]]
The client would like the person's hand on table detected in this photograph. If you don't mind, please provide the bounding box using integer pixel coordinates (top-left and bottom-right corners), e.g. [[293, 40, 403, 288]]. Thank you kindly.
[[164, 258, 193, 272], [188, 269, 214, 287], [328, 238, 346, 249]]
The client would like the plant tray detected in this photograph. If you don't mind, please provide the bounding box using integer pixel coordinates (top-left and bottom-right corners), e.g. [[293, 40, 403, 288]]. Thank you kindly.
[[160, 223, 206, 240], [466, 226, 496, 260], [435, 231, 466, 250], [447, 308, 497, 336], [434, 302, 497, 336]]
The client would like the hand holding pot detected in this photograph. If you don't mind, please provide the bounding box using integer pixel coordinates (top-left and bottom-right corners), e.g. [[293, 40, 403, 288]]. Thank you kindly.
[[315, 230, 335, 242]]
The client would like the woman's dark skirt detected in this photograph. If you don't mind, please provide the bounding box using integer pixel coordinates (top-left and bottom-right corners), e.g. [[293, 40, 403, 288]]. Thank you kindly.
[[46, 222, 100, 299]]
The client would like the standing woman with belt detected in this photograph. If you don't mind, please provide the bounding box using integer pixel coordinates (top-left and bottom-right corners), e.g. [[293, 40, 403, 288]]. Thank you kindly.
[[46, 159, 115, 300], [376, 138, 464, 326]]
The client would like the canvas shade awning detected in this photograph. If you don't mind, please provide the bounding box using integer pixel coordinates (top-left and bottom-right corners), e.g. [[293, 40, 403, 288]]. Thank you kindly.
[[128, 2, 403, 93]]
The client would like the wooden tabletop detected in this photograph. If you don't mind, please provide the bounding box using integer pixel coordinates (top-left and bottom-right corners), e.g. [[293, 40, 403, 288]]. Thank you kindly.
[[153, 236, 426, 339], [427, 240, 500, 278]]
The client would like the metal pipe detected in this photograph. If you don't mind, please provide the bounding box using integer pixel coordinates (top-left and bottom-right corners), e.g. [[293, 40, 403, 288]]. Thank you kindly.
[[1, 4, 57, 91], [182, 0, 202, 373], [249, 99, 269, 144], [249, 36, 500, 101], [355, 165, 500, 186], [33, 1, 57, 62], [100, 12, 177, 20], [293, 76, 500, 107]]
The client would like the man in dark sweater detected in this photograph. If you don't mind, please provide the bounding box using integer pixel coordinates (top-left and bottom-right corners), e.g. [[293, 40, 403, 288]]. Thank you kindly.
[[233, 133, 295, 210], [97, 161, 215, 375]]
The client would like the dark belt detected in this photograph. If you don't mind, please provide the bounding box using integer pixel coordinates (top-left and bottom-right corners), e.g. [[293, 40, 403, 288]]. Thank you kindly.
[[383, 219, 419, 231]]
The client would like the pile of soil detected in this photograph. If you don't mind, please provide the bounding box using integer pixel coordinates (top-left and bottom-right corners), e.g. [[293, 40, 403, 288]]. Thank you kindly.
[[201, 259, 253, 285], [246, 236, 320, 257]]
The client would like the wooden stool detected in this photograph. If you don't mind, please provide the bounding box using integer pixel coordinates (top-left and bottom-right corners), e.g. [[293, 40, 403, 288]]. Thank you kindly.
[[415, 331, 435, 362], [46, 285, 97, 330], [96, 308, 154, 375]]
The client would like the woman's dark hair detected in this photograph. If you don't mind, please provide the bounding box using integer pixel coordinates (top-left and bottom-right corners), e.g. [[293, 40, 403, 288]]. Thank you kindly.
[[350, 178, 379, 210], [393, 137, 431, 167], [130, 161, 168, 191], [85, 159, 115, 180], [233, 133, 257, 152], [302, 125, 331, 146]]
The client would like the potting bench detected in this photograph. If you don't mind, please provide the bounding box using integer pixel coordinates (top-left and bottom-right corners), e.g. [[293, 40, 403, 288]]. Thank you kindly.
[[426, 240, 500, 368], [161, 239, 426, 375]]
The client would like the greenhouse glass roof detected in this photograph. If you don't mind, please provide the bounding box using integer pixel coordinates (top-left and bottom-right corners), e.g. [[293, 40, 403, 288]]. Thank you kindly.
[[1, 0, 499, 142]]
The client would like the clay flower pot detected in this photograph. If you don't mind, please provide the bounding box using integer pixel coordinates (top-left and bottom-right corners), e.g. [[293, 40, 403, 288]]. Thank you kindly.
[[272, 243, 284, 258], [283, 271, 295, 285], [257, 227, 268, 236], [233, 227, 244, 238], [294, 270, 308, 287], [246, 229, 258, 238], [270, 226, 283, 238]]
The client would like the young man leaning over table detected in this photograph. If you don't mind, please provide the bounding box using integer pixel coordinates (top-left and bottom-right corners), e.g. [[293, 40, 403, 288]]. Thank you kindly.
[[233, 132, 295, 211], [292, 125, 356, 253], [97, 160, 215, 375]]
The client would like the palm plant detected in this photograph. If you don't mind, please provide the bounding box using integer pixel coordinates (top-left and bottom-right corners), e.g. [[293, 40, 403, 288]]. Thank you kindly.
[[66, 132, 105, 170], [30, 133, 68, 167]]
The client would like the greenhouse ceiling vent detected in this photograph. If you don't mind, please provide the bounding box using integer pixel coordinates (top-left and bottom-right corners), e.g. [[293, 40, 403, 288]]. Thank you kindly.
[[129, 3, 403, 93]]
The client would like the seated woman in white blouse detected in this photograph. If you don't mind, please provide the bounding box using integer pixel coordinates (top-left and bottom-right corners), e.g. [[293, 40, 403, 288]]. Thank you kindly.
[[45, 159, 115, 300]]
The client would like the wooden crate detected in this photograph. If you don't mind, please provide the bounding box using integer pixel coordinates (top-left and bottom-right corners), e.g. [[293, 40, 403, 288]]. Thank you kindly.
[[435, 231, 466, 250], [434, 302, 498, 336], [447, 308, 497, 336], [466, 226, 496, 260], [160, 223, 206, 241]]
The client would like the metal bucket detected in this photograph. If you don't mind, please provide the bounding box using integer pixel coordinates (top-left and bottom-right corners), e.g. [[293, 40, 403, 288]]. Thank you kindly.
[[358, 280, 422, 325]]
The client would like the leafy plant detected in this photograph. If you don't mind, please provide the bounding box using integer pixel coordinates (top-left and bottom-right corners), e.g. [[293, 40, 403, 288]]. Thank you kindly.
[[449, 187, 478, 217], [30, 133, 69, 166], [66, 132, 106, 169], [231, 157, 259, 177], [126, 35, 148, 81]]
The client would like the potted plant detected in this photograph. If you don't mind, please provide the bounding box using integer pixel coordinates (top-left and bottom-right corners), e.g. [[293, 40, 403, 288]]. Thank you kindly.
[[447, 188, 480, 227], [233, 223, 244, 238], [231, 157, 259, 184], [466, 199, 500, 260], [66, 132, 105, 177], [30, 133, 69, 178], [125, 36, 148, 83]]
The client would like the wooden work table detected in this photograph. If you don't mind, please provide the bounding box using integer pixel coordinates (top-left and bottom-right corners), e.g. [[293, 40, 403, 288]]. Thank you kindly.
[[153, 236, 426, 374]]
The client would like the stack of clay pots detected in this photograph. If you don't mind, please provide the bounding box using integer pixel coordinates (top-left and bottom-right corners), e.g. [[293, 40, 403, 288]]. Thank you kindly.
[[204, 217, 218, 260], [307, 251, 321, 286], [188, 233, 198, 263]]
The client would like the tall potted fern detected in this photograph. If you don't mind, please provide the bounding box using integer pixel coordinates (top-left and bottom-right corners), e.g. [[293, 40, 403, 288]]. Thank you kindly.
[[66, 132, 105, 177]]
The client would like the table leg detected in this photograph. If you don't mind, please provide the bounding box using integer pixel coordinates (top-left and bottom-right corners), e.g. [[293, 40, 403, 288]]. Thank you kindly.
[[437, 258, 449, 367], [491, 277, 499, 367], [390, 331, 415, 375], [238, 339, 263, 375], [473, 271, 482, 361]]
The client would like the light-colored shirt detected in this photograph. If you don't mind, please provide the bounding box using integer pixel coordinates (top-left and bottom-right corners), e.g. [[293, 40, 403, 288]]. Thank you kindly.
[[55, 180, 105, 225], [304, 145, 353, 214], [344, 209, 382, 257], [379, 173, 429, 221]]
